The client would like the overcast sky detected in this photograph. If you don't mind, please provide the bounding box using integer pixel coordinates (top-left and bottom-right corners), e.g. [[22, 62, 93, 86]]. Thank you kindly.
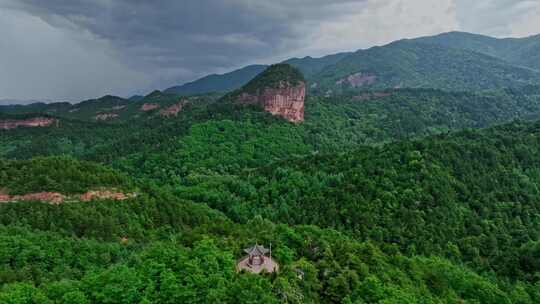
[[1, 0, 539, 102]]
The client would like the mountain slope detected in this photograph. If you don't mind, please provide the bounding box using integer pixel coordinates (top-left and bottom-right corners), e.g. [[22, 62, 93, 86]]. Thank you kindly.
[[164, 65, 268, 95], [311, 40, 540, 93], [415, 31, 540, 70], [164, 53, 351, 96], [283, 52, 351, 78], [178, 119, 540, 282]]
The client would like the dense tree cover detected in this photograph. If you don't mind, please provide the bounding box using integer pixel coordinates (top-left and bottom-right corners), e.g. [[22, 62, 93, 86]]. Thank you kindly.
[[4, 83, 540, 302], [311, 40, 540, 93], [0, 211, 536, 303], [414, 31, 540, 71], [174, 121, 540, 283], [110, 87, 540, 183], [0, 157, 133, 195], [4, 87, 540, 166], [237, 64, 305, 95], [1, 120, 540, 302]]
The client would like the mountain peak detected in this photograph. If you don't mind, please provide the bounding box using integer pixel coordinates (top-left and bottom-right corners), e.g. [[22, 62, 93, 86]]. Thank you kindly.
[[241, 64, 305, 94], [232, 64, 306, 123]]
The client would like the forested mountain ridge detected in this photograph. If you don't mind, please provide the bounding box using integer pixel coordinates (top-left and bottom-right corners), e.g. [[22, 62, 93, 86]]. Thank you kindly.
[[414, 31, 540, 70], [175, 120, 540, 281], [1, 118, 540, 302], [160, 31, 540, 96], [4, 86, 540, 166], [164, 65, 268, 95], [309, 40, 540, 93]]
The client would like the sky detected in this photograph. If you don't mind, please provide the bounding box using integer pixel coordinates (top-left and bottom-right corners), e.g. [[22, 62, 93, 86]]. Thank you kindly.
[[0, 0, 539, 102]]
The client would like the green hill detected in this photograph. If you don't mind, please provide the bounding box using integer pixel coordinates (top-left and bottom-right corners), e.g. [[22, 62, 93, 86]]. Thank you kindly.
[[415, 31, 540, 70], [283, 52, 351, 78], [311, 40, 540, 93], [175, 119, 540, 282], [164, 65, 268, 95]]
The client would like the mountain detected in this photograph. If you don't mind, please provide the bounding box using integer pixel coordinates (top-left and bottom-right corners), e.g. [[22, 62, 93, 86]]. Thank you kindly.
[[414, 31, 540, 70], [283, 52, 351, 78], [163, 31, 540, 96], [0, 91, 210, 122], [222, 64, 306, 123], [163, 53, 350, 96], [0, 99, 48, 106], [128, 95, 144, 102], [310, 39, 540, 93], [164, 65, 268, 95]]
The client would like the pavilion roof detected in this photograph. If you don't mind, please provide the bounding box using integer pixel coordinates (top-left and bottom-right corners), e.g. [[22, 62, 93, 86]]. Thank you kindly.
[[244, 244, 270, 256]]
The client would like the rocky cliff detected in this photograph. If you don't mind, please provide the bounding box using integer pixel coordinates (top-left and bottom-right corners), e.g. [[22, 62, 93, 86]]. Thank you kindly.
[[233, 64, 306, 123], [0, 117, 57, 130], [238, 81, 305, 123]]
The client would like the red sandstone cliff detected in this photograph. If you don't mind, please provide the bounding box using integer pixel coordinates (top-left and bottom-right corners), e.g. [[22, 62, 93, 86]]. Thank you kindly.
[[238, 81, 305, 123], [159, 101, 187, 117], [0, 117, 57, 130], [141, 103, 160, 111]]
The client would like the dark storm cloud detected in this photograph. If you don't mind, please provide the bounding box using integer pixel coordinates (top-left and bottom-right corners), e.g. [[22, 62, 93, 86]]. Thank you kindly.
[[5, 0, 367, 87]]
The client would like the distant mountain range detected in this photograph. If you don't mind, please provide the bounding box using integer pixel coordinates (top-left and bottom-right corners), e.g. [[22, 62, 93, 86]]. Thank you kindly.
[[164, 31, 540, 95], [0, 99, 50, 106], [164, 65, 269, 95], [3, 31, 540, 112]]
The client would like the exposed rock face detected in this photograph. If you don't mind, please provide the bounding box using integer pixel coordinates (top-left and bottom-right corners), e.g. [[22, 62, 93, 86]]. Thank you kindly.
[[141, 103, 160, 111], [336, 72, 377, 88], [0, 192, 65, 204], [79, 190, 131, 201], [159, 101, 186, 117], [0, 189, 134, 204], [95, 113, 119, 121], [238, 81, 305, 123], [0, 117, 57, 130]]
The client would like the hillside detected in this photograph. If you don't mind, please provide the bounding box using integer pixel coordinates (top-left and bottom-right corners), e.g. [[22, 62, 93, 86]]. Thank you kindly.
[[5, 86, 540, 181], [2, 113, 540, 302], [310, 40, 540, 93], [158, 31, 540, 96], [164, 65, 268, 95], [283, 52, 351, 78], [0, 91, 220, 122], [163, 53, 350, 96], [415, 31, 540, 70], [178, 120, 540, 282]]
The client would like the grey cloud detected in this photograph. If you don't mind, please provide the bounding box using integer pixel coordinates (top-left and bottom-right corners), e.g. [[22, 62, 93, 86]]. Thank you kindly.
[[454, 0, 540, 37], [5, 0, 367, 91]]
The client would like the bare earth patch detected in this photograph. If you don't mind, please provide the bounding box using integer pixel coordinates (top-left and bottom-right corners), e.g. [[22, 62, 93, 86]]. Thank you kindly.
[[0, 189, 135, 204], [0, 117, 57, 130], [141, 103, 160, 111]]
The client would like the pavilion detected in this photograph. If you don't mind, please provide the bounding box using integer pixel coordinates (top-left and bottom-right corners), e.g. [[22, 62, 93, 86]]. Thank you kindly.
[[236, 244, 279, 274]]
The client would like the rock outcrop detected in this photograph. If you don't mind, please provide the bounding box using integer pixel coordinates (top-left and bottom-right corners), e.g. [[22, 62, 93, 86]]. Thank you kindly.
[[0, 192, 65, 204], [79, 190, 131, 201], [159, 101, 187, 117], [233, 64, 306, 123], [95, 113, 119, 121], [336, 72, 377, 88], [0, 117, 57, 130], [0, 189, 134, 204], [141, 103, 160, 111], [238, 81, 305, 123]]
